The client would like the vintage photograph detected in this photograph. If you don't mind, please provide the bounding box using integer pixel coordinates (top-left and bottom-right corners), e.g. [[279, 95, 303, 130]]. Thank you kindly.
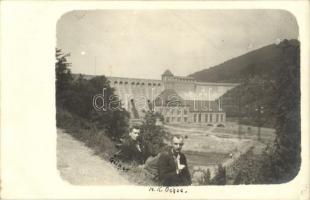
[[56, 10, 300, 186]]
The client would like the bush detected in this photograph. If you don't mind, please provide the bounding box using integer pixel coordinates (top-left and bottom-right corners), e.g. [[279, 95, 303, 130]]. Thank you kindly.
[[140, 110, 169, 157], [205, 169, 211, 184], [210, 164, 226, 185]]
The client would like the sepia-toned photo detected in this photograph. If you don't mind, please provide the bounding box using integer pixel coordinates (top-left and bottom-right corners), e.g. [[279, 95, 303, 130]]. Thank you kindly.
[[55, 10, 301, 186], [1, 0, 310, 198]]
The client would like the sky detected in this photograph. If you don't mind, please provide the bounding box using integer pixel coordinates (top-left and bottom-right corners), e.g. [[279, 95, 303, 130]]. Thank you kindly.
[[57, 10, 298, 79]]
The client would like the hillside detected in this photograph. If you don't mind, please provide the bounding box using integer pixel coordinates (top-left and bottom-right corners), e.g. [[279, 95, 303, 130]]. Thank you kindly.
[[189, 39, 300, 128], [189, 39, 299, 83]]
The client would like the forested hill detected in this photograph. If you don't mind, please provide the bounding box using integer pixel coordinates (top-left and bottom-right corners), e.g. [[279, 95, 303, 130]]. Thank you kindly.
[[190, 39, 300, 183], [189, 39, 299, 83], [189, 39, 300, 128]]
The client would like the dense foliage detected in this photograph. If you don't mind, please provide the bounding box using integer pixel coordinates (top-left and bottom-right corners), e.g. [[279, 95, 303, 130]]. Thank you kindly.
[[56, 49, 73, 107], [260, 39, 301, 183], [140, 110, 169, 157], [56, 48, 130, 140], [224, 40, 300, 184]]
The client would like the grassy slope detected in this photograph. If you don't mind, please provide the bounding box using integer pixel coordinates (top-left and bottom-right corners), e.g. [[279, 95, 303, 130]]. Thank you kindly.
[[56, 108, 118, 160], [56, 108, 158, 185]]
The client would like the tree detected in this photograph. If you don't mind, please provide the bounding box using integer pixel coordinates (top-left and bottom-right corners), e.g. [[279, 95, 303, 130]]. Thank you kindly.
[[262, 39, 301, 183], [229, 40, 301, 184], [87, 76, 130, 140], [140, 110, 169, 156], [55, 48, 73, 108], [55, 48, 130, 140]]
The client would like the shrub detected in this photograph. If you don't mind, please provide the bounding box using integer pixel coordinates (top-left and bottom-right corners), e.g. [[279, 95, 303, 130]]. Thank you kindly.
[[210, 164, 226, 185], [140, 110, 169, 157], [205, 169, 211, 184]]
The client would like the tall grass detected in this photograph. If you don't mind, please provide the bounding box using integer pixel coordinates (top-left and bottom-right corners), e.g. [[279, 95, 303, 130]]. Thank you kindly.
[[57, 108, 117, 160]]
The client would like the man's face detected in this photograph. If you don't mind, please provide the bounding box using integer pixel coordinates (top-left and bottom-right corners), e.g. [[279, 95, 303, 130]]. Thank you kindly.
[[172, 137, 184, 153], [129, 128, 140, 141]]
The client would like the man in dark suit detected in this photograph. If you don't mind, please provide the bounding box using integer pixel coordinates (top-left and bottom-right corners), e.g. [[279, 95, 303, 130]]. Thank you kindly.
[[158, 135, 191, 186], [117, 125, 148, 165]]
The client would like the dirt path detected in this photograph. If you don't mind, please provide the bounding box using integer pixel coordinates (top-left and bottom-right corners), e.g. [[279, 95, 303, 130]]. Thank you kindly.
[[57, 129, 131, 185]]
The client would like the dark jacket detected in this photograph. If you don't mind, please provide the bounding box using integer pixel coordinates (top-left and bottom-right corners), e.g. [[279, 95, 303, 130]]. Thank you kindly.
[[158, 149, 191, 186], [117, 139, 148, 165]]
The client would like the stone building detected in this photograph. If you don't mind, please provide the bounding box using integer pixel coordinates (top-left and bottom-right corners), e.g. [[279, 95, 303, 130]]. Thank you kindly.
[[154, 89, 226, 125], [107, 70, 238, 126]]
